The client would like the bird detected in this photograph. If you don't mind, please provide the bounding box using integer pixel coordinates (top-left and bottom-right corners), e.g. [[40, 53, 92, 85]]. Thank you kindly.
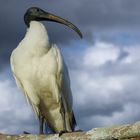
[[10, 7, 82, 134]]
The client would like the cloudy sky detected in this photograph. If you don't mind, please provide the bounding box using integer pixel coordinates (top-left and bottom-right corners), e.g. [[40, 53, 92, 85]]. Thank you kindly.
[[1, 0, 140, 134]]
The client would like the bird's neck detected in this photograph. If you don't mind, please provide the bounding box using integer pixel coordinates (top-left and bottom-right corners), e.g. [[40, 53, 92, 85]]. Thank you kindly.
[[24, 21, 50, 50]]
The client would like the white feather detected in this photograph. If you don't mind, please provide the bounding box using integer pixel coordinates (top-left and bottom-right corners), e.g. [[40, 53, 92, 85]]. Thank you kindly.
[[10, 21, 74, 132]]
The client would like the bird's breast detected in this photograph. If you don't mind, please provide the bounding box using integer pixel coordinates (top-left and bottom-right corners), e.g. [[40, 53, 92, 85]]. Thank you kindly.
[[12, 46, 60, 102]]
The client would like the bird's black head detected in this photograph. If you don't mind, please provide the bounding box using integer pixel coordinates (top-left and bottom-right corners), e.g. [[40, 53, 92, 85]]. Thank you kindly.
[[24, 7, 83, 38], [24, 7, 47, 27]]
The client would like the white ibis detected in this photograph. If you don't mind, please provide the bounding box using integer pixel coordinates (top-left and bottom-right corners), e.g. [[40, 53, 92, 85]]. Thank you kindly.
[[10, 7, 82, 134]]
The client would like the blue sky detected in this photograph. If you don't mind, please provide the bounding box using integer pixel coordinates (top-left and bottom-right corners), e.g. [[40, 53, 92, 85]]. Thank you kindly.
[[1, 0, 140, 134]]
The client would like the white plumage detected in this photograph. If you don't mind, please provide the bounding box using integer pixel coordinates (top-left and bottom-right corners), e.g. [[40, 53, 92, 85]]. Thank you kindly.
[[10, 21, 75, 132]]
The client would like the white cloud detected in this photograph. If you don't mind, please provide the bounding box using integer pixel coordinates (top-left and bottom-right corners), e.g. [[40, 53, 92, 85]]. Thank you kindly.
[[83, 42, 120, 67], [0, 76, 38, 134], [1, 41, 140, 133], [67, 41, 140, 130], [123, 45, 140, 63]]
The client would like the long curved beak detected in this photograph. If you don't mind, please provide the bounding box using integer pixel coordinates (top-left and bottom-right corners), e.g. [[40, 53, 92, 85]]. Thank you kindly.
[[38, 11, 83, 38]]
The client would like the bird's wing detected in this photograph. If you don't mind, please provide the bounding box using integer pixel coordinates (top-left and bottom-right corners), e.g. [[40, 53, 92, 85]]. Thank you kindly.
[[54, 45, 76, 129], [54, 45, 72, 110], [10, 53, 39, 117]]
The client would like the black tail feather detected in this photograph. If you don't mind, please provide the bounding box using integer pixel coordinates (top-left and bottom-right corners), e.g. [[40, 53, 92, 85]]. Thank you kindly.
[[72, 112, 77, 131]]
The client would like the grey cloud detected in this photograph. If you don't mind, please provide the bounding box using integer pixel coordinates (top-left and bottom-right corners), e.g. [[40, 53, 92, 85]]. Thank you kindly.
[[2, 0, 140, 40], [1, 36, 140, 133], [76, 0, 140, 28], [0, 0, 84, 68], [1, 0, 140, 67], [0, 73, 39, 134], [65, 42, 140, 130], [75, 98, 124, 118], [1, 0, 140, 133]]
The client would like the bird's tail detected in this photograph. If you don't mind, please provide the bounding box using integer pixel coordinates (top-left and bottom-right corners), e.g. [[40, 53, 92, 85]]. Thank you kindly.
[[72, 112, 77, 131]]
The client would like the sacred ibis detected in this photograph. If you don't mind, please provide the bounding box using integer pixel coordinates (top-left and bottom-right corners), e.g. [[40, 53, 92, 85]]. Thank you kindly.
[[10, 7, 82, 134]]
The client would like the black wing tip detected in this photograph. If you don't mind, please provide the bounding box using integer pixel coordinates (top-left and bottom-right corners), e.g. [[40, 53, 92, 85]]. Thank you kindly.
[[72, 113, 77, 130]]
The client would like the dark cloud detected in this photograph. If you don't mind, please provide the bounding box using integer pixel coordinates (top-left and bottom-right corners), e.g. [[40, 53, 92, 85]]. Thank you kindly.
[[1, 0, 140, 67], [76, 0, 140, 28], [1, 0, 140, 134], [66, 42, 140, 130]]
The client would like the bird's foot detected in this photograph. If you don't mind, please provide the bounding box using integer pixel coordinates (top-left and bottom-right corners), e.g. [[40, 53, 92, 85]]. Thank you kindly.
[[59, 130, 69, 137], [58, 129, 83, 137], [74, 129, 83, 132], [23, 131, 30, 134]]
